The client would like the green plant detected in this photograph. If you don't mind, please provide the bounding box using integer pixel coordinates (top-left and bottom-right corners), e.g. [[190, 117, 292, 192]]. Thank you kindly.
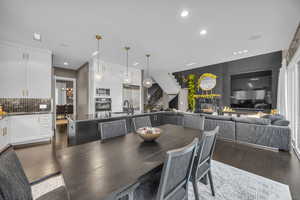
[[187, 74, 196, 111]]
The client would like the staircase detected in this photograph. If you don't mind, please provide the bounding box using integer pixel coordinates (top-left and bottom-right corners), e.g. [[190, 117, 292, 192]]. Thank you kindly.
[[147, 83, 163, 106], [151, 71, 181, 99]]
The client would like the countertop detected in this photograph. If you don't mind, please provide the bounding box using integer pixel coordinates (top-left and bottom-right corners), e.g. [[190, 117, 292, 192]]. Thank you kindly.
[[68, 111, 197, 123], [0, 111, 53, 120]]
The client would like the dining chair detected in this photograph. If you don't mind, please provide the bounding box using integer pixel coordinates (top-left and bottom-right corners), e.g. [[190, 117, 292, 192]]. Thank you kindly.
[[115, 182, 140, 200], [132, 116, 152, 131], [191, 126, 219, 200], [133, 138, 199, 200], [183, 115, 205, 130], [0, 146, 69, 200], [99, 119, 127, 140]]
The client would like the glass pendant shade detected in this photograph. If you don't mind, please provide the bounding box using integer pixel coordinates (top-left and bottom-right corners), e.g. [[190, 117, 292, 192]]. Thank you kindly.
[[124, 73, 131, 84], [143, 54, 153, 88], [95, 58, 103, 80], [143, 78, 153, 88], [123, 46, 131, 84]]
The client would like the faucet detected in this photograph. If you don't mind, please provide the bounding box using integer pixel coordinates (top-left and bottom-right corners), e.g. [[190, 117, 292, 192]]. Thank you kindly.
[[123, 100, 134, 115]]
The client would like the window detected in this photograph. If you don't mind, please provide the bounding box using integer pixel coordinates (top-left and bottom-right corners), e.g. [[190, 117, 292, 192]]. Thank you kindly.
[[286, 60, 300, 157]]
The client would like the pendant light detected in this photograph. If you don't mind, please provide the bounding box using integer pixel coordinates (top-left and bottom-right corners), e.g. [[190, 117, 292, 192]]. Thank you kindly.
[[124, 46, 131, 84], [143, 54, 153, 88], [95, 34, 103, 80]]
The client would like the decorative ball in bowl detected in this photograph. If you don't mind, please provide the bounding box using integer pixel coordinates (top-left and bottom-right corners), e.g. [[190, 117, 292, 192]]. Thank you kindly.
[[136, 127, 162, 142]]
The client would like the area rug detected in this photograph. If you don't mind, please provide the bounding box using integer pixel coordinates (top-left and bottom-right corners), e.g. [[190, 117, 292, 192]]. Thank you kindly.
[[187, 160, 292, 200], [31, 161, 292, 200]]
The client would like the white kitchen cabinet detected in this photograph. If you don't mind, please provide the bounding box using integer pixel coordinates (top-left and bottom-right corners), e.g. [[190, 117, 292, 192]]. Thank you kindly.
[[9, 114, 53, 145], [27, 50, 52, 98], [130, 70, 141, 86], [0, 44, 26, 98], [0, 42, 52, 98], [0, 118, 10, 150], [123, 69, 141, 86]]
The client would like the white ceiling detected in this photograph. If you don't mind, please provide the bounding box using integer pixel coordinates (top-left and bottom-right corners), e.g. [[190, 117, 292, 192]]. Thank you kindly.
[[0, 0, 299, 73]]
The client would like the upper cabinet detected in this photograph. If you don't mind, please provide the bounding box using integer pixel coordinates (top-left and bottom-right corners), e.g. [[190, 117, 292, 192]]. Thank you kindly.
[[122, 68, 141, 86], [130, 69, 142, 86], [0, 42, 52, 98], [0, 44, 26, 98], [27, 50, 52, 98]]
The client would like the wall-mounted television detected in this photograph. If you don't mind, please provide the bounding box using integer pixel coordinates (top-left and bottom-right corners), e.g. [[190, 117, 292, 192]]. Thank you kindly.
[[230, 70, 272, 110]]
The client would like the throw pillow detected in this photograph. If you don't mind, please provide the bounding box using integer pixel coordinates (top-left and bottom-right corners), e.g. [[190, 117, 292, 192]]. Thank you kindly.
[[272, 120, 290, 126]]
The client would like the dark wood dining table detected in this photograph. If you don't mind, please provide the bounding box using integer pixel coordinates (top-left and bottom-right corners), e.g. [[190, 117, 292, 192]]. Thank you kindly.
[[56, 124, 202, 200]]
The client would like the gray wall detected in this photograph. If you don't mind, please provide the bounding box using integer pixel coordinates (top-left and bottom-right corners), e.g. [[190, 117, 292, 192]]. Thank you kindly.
[[173, 51, 282, 108], [77, 63, 89, 117], [53, 67, 77, 79]]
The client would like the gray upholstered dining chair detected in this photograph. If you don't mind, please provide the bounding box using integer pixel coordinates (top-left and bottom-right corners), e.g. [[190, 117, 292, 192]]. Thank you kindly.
[[133, 138, 199, 200], [191, 126, 219, 200], [183, 115, 205, 130], [115, 182, 140, 200], [0, 146, 69, 200], [132, 116, 152, 131], [99, 119, 127, 140]]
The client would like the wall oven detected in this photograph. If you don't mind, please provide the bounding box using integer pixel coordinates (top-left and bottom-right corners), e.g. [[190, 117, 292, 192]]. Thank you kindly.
[[95, 98, 112, 112]]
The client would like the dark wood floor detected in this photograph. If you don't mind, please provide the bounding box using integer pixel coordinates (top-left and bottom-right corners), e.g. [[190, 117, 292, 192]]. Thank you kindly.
[[16, 126, 300, 200]]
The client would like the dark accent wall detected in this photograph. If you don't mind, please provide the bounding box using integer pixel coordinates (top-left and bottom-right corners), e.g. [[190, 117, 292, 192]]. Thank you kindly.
[[173, 51, 282, 108], [77, 63, 89, 117], [53, 67, 77, 79]]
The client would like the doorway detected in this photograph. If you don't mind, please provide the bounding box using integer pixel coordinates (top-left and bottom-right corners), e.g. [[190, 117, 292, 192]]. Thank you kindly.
[[54, 76, 76, 149]]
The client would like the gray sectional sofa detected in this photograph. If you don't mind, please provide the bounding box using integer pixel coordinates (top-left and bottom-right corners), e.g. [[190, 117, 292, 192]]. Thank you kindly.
[[69, 111, 291, 152], [201, 113, 291, 152]]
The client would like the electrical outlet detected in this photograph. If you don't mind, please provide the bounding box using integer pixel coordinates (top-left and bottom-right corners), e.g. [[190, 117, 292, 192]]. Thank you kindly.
[[39, 104, 47, 109]]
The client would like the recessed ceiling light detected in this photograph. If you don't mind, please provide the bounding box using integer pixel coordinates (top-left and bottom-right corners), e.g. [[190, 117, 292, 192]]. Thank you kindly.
[[60, 43, 69, 47], [249, 34, 262, 40], [133, 62, 139, 66], [233, 49, 248, 55], [92, 51, 99, 56], [200, 29, 207, 36], [63, 62, 69, 66], [186, 62, 196, 66], [180, 10, 189, 18], [33, 32, 41, 41]]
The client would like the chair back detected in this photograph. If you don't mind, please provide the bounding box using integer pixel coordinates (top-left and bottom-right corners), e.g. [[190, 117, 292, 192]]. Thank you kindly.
[[0, 146, 33, 200], [99, 119, 127, 140], [132, 116, 152, 131], [156, 138, 198, 200], [183, 115, 205, 130], [197, 126, 219, 166]]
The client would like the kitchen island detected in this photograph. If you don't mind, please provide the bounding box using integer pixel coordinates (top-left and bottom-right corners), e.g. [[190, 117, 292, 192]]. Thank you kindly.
[[67, 111, 191, 146]]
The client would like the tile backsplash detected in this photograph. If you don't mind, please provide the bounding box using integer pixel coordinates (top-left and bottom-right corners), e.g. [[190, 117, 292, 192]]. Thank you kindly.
[[0, 98, 52, 113]]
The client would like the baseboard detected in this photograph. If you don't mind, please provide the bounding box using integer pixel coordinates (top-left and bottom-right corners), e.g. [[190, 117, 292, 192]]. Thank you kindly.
[[12, 137, 52, 149], [217, 137, 280, 152], [292, 143, 300, 160]]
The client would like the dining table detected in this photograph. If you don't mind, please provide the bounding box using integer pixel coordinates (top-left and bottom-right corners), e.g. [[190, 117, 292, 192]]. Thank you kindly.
[[56, 124, 202, 200]]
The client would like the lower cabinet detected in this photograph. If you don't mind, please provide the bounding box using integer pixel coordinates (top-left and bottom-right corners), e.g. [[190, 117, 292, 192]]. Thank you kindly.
[[9, 114, 53, 145], [163, 114, 183, 125], [150, 114, 163, 127], [0, 118, 9, 150]]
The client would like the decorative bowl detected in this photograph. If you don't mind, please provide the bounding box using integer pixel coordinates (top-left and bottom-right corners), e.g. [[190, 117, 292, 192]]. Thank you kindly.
[[136, 127, 162, 142]]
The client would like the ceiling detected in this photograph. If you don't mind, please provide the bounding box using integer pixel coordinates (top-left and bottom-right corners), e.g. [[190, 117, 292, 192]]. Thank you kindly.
[[0, 0, 299, 73]]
